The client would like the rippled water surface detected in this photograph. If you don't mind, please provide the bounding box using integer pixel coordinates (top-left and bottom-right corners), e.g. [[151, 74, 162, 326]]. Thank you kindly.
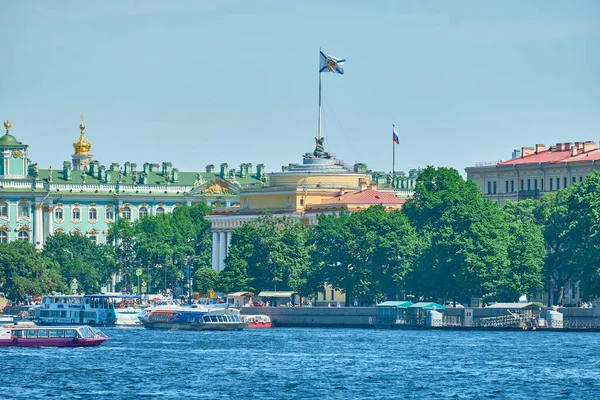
[[1, 327, 599, 399]]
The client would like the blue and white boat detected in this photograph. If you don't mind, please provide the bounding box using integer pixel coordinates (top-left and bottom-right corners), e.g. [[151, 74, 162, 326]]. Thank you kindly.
[[34, 294, 142, 326], [140, 304, 245, 331]]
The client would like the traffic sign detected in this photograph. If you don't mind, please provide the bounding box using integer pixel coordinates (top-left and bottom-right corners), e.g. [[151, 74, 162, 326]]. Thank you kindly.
[[132, 287, 138, 294], [135, 269, 143, 276], [141, 287, 147, 293], [142, 281, 147, 287]]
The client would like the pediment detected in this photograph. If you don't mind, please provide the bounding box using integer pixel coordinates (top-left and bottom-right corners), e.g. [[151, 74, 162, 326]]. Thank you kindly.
[[189, 177, 239, 196]]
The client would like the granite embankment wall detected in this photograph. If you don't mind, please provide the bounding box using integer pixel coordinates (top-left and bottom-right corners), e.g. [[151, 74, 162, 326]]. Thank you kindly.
[[240, 306, 378, 328]]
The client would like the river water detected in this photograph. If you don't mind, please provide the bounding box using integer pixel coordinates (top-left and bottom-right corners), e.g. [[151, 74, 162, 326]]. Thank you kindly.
[[1, 327, 599, 399]]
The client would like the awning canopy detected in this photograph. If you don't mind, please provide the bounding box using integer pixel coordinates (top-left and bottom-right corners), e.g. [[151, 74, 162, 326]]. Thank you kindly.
[[376, 301, 414, 308], [226, 292, 253, 297], [409, 302, 446, 310], [257, 291, 296, 298]]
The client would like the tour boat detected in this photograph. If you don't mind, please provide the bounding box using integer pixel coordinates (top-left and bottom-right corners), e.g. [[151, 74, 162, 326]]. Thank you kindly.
[[141, 305, 246, 331], [33, 294, 142, 326], [0, 323, 108, 347], [241, 314, 273, 328]]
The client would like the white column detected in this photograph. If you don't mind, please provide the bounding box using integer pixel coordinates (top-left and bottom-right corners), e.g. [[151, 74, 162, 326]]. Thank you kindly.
[[47, 206, 54, 238], [34, 203, 43, 248], [219, 231, 227, 272], [211, 231, 219, 271], [226, 230, 232, 253]]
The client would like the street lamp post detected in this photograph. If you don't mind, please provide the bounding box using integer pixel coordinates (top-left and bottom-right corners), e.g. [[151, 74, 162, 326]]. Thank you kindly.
[[186, 256, 192, 303]]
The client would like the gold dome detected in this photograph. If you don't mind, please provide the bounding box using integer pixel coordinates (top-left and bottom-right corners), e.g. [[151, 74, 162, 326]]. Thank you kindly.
[[73, 114, 92, 156]]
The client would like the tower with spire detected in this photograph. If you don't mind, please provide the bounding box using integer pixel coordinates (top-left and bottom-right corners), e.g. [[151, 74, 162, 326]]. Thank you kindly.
[[72, 113, 93, 171]]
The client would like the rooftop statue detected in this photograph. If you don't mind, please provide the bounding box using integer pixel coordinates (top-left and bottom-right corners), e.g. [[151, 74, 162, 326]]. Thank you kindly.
[[193, 173, 205, 188], [304, 137, 332, 159], [32, 163, 39, 179], [47, 166, 53, 183]]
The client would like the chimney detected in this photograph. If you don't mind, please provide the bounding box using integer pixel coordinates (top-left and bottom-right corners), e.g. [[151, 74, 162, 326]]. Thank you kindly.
[[556, 143, 563, 151], [535, 144, 546, 153], [124, 162, 131, 176], [370, 183, 377, 190], [206, 164, 215, 173], [162, 162, 172, 176], [130, 163, 137, 174], [110, 162, 119, 171], [583, 141, 597, 153], [220, 163, 228, 178], [571, 146, 578, 157], [172, 168, 179, 183], [359, 178, 368, 191], [339, 187, 345, 196], [564, 143, 572, 151], [143, 162, 150, 174], [239, 163, 247, 178], [256, 164, 264, 178], [574, 142, 583, 150], [98, 165, 106, 181], [521, 147, 534, 157]]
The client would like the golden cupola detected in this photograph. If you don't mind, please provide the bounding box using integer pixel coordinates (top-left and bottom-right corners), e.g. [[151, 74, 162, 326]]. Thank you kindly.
[[73, 113, 92, 156]]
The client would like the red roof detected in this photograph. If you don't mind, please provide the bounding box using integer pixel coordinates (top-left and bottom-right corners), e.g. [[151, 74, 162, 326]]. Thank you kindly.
[[321, 188, 406, 205], [498, 148, 600, 166]]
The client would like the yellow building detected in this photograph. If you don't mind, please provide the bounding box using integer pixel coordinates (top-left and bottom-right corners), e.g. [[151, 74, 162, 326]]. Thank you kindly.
[[206, 143, 405, 272]]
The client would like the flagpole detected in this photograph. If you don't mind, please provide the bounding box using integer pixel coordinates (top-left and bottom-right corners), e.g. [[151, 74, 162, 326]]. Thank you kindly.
[[318, 65, 322, 141], [392, 124, 396, 187]]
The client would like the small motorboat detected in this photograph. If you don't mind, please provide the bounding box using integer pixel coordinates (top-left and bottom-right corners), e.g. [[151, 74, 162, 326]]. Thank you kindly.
[[0, 323, 108, 347], [241, 314, 273, 328]]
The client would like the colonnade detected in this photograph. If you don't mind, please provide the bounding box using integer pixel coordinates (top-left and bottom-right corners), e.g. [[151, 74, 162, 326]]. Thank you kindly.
[[211, 230, 233, 272]]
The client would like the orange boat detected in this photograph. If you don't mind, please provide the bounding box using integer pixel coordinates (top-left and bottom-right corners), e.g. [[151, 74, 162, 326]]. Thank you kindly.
[[241, 315, 273, 328]]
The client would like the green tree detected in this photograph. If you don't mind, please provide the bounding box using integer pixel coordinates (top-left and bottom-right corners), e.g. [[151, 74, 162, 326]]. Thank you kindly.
[[42, 233, 113, 294], [501, 200, 545, 301], [540, 172, 600, 302], [403, 166, 510, 304], [194, 267, 219, 295], [221, 215, 311, 295], [0, 241, 65, 300]]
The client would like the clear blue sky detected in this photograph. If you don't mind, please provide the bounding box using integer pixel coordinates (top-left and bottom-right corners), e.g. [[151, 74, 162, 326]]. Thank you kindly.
[[1, 1, 599, 176]]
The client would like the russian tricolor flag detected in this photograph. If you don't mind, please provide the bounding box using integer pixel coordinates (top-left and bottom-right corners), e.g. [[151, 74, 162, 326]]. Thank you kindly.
[[393, 126, 399, 144]]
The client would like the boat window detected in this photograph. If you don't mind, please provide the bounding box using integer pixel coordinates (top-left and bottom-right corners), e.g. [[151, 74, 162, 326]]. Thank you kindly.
[[234, 315, 240, 322], [65, 329, 77, 338], [215, 316, 223, 322], [37, 330, 48, 338], [49, 330, 64, 338], [27, 330, 38, 338], [14, 330, 25, 338]]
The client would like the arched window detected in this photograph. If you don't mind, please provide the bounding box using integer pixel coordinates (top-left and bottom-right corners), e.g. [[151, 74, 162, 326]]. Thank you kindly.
[[89, 207, 97, 221], [17, 231, 29, 241], [54, 207, 64, 221], [72, 207, 81, 221], [122, 206, 131, 220], [18, 201, 30, 218], [156, 206, 165, 215], [0, 202, 8, 218], [139, 206, 148, 219], [106, 206, 114, 221], [0, 231, 7, 243], [88, 230, 99, 245]]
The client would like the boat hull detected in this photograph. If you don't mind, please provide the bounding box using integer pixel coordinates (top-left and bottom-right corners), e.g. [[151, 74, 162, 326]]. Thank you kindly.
[[0, 337, 107, 347], [142, 321, 245, 331], [245, 322, 273, 329]]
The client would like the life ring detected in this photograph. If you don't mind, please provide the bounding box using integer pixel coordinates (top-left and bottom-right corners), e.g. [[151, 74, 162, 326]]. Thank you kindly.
[[120, 303, 125, 309]]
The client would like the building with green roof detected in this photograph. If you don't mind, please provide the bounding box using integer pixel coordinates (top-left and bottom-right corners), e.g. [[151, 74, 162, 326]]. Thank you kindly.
[[0, 117, 264, 247]]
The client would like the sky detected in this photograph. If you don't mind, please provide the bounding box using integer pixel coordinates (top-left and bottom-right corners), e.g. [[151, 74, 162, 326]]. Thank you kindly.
[[1, 1, 599, 176]]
